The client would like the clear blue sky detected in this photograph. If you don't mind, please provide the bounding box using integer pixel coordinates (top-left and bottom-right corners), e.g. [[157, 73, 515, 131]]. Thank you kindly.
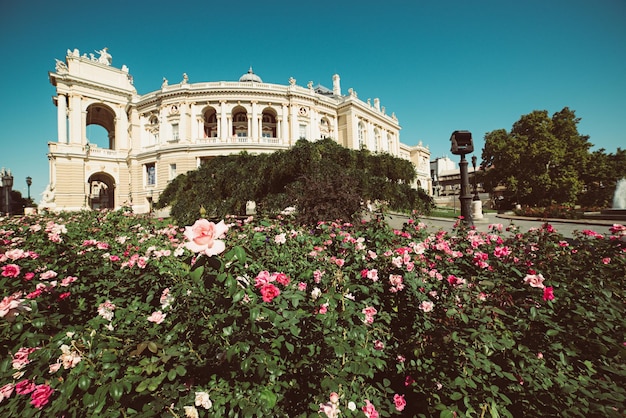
[[1, 0, 624, 201]]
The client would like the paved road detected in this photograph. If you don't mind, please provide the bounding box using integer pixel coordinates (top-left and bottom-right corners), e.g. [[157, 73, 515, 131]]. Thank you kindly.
[[381, 213, 622, 239]]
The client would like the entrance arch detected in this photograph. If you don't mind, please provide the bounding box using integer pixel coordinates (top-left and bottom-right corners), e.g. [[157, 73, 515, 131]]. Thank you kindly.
[[86, 103, 116, 149], [87, 172, 115, 210]]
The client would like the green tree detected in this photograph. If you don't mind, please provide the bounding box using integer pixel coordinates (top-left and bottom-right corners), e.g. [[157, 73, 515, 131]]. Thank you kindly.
[[579, 148, 626, 207], [156, 138, 434, 225], [481, 107, 593, 207]]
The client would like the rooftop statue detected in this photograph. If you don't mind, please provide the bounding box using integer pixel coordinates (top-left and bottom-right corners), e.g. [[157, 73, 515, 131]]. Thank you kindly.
[[96, 47, 112, 65]]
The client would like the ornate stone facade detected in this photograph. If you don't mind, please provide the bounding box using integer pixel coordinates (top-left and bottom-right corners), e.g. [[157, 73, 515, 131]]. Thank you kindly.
[[44, 47, 431, 213]]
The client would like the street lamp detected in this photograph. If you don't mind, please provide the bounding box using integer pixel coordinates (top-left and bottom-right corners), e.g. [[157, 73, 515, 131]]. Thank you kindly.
[[471, 156, 479, 200], [450, 130, 473, 226], [471, 156, 484, 221], [1, 168, 14, 216], [26, 176, 32, 201]]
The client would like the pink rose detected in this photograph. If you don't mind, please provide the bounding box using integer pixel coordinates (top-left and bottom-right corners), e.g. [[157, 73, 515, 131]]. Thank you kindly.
[[361, 399, 379, 418], [523, 273, 546, 289], [49, 361, 62, 374], [254, 270, 272, 288], [543, 286, 555, 301], [274, 233, 286, 244], [30, 384, 54, 409], [12, 347, 38, 370], [0, 383, 14, 402], [260, 284, 280, 303], [15, 379, 36, 395], [273, 272, 290, 286], [40, 270, 58, 280], [0, 292, 31, 321], [184, 219, 228, 257], [147, 310, 166, 324], [1, 264, 20, 278], [60, 276, 77, 287], [419, 300, 434, 313], [393, 394, 406, 411]]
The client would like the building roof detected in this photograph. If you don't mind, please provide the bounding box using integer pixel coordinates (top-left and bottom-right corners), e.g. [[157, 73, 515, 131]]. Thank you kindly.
[[238, 67, 263, 83]]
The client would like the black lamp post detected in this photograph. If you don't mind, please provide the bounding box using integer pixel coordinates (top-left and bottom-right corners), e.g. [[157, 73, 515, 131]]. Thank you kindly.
[[26, 176, 32, 201], [471, 156, 479, 201], [450, 130, 474, 225], [1, 168, 14, 216]]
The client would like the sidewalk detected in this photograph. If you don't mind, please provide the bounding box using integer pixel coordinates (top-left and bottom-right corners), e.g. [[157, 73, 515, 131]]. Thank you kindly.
[[381, 212, 623, 238]]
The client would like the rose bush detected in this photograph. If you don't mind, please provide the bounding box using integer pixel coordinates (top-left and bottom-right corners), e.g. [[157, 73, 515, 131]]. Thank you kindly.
[[0, 209, 624, 417]]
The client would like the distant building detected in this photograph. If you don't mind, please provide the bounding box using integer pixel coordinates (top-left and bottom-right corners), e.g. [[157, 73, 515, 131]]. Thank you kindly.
[[430, 156, 481, 196], [43, 48, 431, 213]]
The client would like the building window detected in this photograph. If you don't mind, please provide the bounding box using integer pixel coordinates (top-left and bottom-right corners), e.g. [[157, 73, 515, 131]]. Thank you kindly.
[[299, 124, 307, 140], [358, 122, 366, 149], [145, 163, 156, 186], [171, 123, 179, 141], [169, 164, 177, 181], [374, 128, 381, 152]]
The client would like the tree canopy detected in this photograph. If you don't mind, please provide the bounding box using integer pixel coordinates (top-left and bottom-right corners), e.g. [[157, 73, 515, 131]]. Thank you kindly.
[[480, 107, 625, 208], [156, 138, 434, 225]]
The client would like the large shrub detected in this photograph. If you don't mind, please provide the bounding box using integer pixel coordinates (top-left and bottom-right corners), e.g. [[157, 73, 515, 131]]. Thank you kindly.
[[156, 139, 434, 225], [0, 210, 624, 417]]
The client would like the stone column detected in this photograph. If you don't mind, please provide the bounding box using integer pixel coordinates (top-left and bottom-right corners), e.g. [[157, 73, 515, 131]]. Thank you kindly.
[[247, 115, 251, 141], [81, 110, 87, 145], [69, 95, 82, 144], [179, 102, 187, 142], [281, 104, 289, 144], [251, 101, 258, 141], [57, 94, 67, 143], [311, 110, 319, 140]]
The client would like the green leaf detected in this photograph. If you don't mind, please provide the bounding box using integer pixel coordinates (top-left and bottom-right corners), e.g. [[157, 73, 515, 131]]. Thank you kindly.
[[450, 392, 463, 401], [135, 379, 148, 393], [440, 410, 456, 418], [234, 246, 247, 263], [189, 265, 205, 283], [259, 388, 277, 409]]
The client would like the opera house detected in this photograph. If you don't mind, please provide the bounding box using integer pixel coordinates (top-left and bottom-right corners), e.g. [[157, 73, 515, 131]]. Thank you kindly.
[[43, 48, 431, 213]]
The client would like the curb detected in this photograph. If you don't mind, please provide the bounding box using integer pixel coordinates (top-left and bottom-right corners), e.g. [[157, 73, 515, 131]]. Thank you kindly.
[[385, 212, 623, 227]]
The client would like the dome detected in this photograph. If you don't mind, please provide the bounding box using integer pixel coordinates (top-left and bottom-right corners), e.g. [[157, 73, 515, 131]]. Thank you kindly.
[[239, 67, 263, 83]]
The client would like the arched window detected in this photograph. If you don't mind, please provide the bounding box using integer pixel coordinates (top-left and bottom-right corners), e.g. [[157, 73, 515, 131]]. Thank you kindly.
[[387, 133, 394, 153], [358, 122, 366, 149], [261, 111, 277, 139], [374, 128, 381, 152], [319, 118, 330, 139], [203, 108, 218, 138], [232, 108, 248, 139]]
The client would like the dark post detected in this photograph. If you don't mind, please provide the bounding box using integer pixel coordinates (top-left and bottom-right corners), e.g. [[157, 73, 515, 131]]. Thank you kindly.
[[1, 169, 14, 216], [450, 131, 474, 226], [471, 156, 479, 201], [26, 176, 32, 201]]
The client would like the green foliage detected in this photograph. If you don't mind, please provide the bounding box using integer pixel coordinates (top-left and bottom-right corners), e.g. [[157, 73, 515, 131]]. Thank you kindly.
[[1, 209, 625, 417], [156, 139, 434, 225], [578, 148, 626, 207], [481, 108, 594, 207]]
